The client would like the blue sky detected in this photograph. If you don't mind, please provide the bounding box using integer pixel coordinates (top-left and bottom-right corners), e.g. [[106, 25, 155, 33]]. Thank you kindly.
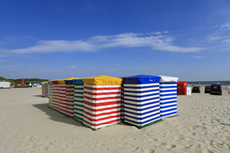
[[0, 0, 230, 81]]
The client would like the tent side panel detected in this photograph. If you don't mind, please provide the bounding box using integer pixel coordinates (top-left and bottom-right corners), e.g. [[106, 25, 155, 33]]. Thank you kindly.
[[160, 82, 177, 118]]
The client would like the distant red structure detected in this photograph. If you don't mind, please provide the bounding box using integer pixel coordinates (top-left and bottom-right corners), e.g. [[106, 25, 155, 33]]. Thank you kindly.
[[21, 78, 24, 85], [177, 81, 187, 95]]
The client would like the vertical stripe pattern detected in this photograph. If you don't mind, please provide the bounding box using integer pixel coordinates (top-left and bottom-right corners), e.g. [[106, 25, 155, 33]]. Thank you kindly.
[[123, 83, 161, 127], [82, 84, 121, 130], [160, 82, 177, 118]]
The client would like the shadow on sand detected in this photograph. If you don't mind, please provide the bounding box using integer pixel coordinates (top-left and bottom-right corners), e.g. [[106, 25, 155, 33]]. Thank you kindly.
[[33, 95, 43, 97], [32, 103, 84, 128]]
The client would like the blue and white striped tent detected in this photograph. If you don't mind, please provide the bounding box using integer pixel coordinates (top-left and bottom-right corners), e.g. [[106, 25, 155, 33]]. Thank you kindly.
[[45, 84, 49, 97], [123, 75, 161, 128], [159, 75, 179, 118]]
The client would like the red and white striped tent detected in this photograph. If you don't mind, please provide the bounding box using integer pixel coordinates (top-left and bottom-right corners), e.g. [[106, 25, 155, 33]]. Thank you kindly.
[[58, 77, 77, 116], [82, 75, 122, 130]]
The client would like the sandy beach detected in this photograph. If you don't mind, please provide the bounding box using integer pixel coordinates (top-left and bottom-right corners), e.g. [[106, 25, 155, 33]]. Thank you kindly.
[[0, 87, 230, 153]]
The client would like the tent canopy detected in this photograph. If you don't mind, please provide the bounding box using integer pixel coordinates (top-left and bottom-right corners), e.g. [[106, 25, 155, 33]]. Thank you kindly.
[[73, 78, 84, 84], [51, 80, 59, 84], [158, 75, 179, 82], [123, 75, 161, 84], [58, 77, 77, 84], [82, 75, 122, 85]]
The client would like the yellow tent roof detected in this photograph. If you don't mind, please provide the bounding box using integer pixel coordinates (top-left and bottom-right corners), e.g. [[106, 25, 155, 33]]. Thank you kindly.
[[44, 82, 49, 85], [82, 75, 122, 85], [58, 77, 77, 84]]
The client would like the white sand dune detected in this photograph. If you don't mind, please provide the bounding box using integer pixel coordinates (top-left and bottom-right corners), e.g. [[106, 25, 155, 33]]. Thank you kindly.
[[0, 87, 230, 153]]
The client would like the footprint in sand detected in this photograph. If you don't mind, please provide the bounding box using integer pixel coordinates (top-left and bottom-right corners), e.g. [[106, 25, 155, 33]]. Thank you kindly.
[[143, 148, 155, 153]]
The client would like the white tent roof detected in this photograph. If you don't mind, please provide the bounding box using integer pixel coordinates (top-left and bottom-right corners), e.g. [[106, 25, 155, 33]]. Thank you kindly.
[[158, 75, 179, 82]]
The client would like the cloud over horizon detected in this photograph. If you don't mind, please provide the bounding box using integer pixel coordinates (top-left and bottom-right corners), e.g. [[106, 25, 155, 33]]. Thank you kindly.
[[5, 32, 204, 54]]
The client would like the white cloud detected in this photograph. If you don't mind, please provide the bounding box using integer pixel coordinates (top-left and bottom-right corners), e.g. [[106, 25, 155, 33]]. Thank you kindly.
[[0, 59, 7, 62], [193, 56, 203, 58], [10, 40, 96, 54], [0, 54, 9, 57], [0, 65, 19, 68], [6, 32, 205, 54], [221, 38, 230, 43], [220, 22, 230, 30], [207, 36, 227, 41], [164, 31, 169, 34], [69, 65, 78, 68]]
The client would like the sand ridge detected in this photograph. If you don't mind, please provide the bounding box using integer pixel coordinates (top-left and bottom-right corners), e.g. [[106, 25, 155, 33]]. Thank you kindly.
[[0, 87, 230, 152]]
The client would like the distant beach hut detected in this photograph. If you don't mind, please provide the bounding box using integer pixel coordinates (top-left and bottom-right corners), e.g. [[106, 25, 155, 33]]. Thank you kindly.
[[48, 81, 53, 108], [158, 75, 179, 118], [52, 80, 59, 111], [192, 86, 200, 93], [44, 82, 49, 97], [204, 86, 211, 93], [210, 84, 222, 95], [73, 78, 84, 122], [187, 86, 192, 95], [123, 75, 161, 128], [82, 75, 122, 130], [42, 84, 46, 97], [177, 82, 188, 95]]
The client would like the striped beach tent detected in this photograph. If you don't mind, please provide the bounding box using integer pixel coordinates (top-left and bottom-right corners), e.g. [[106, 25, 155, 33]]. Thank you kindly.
[[122, 75, 161, 128], [82, 75, 122, 130], [73, 79, 84, 122], [58, 77, 77, 115], [52, 80, 60, 111], [119, 76, 127, 122], [42, 84, 46, 97], [158, 75, 178, 119], [121, 82, 124, 122], [63, 77, 77, 117], [48, 81, 54, 108], [57, 79, 67, 114], [45, 82, 49, 97]]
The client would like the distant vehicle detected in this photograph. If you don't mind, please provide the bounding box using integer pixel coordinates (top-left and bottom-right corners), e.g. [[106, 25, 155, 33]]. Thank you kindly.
[[0, 81, 10, 89]]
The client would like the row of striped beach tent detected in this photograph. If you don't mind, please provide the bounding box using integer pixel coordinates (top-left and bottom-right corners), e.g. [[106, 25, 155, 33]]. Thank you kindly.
[[48, 75, 179, 130]]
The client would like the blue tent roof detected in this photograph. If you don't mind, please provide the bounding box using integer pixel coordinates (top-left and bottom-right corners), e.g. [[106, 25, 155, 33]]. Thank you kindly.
[[73, 78, 83, 84], [123, 75, 161, 84], [64, 80, 74, 84]]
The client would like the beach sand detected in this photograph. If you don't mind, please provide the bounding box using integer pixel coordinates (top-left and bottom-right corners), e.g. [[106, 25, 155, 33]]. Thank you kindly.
[[0, 87, 230, 153]]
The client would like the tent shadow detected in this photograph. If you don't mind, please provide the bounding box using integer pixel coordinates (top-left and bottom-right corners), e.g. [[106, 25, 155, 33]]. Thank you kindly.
[[32, 103, 85, 128], [33, 95, 43, 97]]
